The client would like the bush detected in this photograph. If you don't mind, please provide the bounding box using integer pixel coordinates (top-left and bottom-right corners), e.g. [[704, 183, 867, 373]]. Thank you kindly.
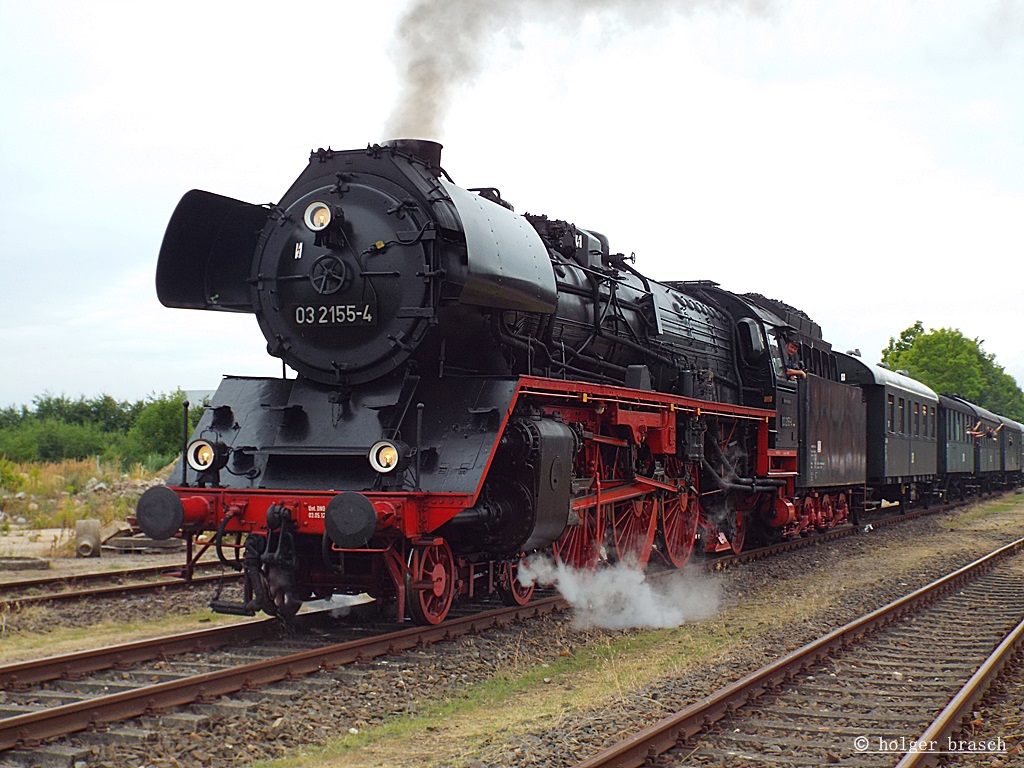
[[0, 457, 22, 492], [0, 418, 109, 462], [0, 390, 203, 471]]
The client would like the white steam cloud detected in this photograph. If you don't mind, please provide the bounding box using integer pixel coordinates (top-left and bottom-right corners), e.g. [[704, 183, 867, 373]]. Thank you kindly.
[[385, 0, 776, 140], [520, 556, 719, 629]]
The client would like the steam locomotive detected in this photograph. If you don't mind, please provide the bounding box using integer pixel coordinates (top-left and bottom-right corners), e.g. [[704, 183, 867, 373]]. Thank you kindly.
[[136, 140, 1023, 624]]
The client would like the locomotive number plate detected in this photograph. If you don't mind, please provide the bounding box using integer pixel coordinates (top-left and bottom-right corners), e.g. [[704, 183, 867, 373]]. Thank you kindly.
[[293, 302, 377, 326]]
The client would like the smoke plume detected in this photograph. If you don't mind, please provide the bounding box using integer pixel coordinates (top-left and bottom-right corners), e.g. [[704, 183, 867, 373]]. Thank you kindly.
[[519, 556, 719, 630], [384, 0, 775, 140]]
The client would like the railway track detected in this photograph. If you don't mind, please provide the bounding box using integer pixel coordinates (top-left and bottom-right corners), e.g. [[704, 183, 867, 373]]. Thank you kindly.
[[576, 537, 1024, 767], [0, 595, 565, 764], [0, 561, 241, 610], [0, 497, 989, 766]]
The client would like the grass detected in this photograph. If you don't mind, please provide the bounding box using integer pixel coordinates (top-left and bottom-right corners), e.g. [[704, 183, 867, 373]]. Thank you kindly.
[[250, 623, 741, 768], [942, 491, 1024, 531]]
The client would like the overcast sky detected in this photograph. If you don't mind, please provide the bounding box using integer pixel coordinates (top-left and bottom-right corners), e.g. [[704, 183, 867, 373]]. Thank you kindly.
[[1, 0, 1022, 409]]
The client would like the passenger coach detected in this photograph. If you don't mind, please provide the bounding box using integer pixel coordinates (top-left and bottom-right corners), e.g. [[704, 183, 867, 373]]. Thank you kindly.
[[937, 395, 976, 500], [835, 354, 938, 508]]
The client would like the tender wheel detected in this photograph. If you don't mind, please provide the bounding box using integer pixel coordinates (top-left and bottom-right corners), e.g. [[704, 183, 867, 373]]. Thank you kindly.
[[406, 539, 456, 625], [818, 494, 834, 530], [659, 491, 700, 568], [612, 498, 657, 568], [834, 492, 849, 525], [496, 559, 534, 606], [553, 505, 604, 570]]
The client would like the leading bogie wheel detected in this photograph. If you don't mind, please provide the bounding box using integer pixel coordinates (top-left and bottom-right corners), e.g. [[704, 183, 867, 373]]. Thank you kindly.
[[406, 539, 456, 625], [265, 567, 303, 619]]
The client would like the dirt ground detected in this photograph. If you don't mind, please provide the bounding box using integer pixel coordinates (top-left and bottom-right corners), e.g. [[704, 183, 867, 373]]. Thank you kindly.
[[0, 525, 184, 578]]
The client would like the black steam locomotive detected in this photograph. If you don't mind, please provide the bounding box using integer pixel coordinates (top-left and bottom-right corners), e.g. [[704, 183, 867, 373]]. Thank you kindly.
[[137, 140, 1022, 624]]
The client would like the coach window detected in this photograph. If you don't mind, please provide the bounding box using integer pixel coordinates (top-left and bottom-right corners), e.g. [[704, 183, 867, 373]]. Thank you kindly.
[[913, 403, 920, 436], [930, 406, 936, 438], [887, 394, 895, 433], [899, 398, 906, 434]]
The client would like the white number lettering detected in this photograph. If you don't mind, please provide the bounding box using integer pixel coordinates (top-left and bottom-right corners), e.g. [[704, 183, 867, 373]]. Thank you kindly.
[[294, 304, 374, 325]]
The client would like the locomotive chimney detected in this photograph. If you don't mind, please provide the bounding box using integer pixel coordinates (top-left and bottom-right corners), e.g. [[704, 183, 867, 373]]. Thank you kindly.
[[383, 139, 443, 175]]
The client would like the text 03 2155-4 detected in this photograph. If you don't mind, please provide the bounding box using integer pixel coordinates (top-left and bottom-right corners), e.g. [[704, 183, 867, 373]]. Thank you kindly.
[[294, 304, 375, 326]]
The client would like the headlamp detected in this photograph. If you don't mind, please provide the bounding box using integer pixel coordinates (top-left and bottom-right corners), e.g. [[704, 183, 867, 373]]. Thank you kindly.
[[303, 201, 332, 232], [186, 439, 230, 472], [368, 440, 409, 474]]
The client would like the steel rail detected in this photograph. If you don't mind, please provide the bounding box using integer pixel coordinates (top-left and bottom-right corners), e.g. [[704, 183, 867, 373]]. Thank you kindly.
[[1, 572, 241, 610], [0, 559, 227, 592], [574, 537, 1024, 768], [0, 618, 275, 689], [0, 595, 565, 751], [895, 614, 1024, 768]]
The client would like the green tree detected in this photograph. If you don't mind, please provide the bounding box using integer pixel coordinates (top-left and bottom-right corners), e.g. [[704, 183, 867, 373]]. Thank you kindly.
[[31, 394, 143, 432], [0, 390, 198, 467], [0, 404, 30, 431], [119, 391, 204, 469], [882, 320, 924, 360], [881, 323, 1024, 421]]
